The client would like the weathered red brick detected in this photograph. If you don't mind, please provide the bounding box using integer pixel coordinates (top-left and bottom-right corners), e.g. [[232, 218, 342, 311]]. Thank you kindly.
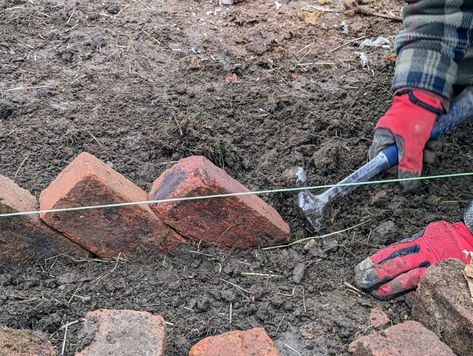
[[412, 258, 473, 356], [149, 156, 290, 249], [76, 309, 166, 356], [0, 327, 55, 356], [39, 152, 184, 258], [189, 327, 278, 356], [0, 175, 87, 262], [349, 321, 454, 356], [369, 307, 390, 328]]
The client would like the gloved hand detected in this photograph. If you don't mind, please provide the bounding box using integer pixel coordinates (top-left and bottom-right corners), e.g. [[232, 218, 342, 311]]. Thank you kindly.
[[370, 89, 446, 190], [354, 220, 473, 300]]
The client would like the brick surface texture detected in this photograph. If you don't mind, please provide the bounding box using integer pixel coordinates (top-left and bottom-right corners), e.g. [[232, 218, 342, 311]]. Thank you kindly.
[[149, 156, 291, 249], [0, 175, 86, 262], [76, 309, 166, 356], [0, 327, 55, 356], [412, 258, 473, 356], [39, 152, 184, 258], [189, 327, 278, 356], [349, 321, 454, 356]]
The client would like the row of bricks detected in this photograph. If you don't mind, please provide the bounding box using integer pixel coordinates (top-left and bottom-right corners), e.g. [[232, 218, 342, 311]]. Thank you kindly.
[[3, 260, 472, 355], [0, 309, 278, 355], [0, 153, 291, 261]]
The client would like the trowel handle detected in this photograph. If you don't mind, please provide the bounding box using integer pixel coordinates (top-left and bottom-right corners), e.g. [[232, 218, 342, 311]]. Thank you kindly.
[[382, 86, 473, 167]]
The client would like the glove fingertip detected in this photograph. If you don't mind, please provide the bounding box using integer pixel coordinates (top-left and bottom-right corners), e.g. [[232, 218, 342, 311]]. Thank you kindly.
[[398, 169, 421, 191]]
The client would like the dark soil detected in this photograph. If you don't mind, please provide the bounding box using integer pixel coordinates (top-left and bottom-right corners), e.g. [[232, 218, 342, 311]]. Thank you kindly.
[[1, 0, 472, 355]]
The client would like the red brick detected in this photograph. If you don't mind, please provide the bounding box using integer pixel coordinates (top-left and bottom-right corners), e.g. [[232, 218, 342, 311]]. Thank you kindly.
[[412, 258, 473, 355], [348, 321, 454, 356], [149, 156, 290, 249], [0, 327, 55, 356], [189, 327, 278, 356], [0, 175, 87, 262], [76, 309, 166, 356], [39, 152, 184, 258], [369, 307, 390, 328]]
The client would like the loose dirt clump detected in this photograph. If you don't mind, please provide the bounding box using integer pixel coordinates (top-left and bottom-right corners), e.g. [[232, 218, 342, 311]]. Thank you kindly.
[[1, 0, 473, 355]]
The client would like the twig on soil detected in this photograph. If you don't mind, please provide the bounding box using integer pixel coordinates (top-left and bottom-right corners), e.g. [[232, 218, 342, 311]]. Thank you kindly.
[[295, 42, 314, 55], [142, 30, 161, 44], [188, 250, 215, 258], [241, 272, 281, 278], [156, 160, 178, 166], [296, 62, 335, 67], [66, 8, 75, 24], [275, 315, 286, 334], [172, 115, 183, 136], [14, 154, 30, 177], [68, 282, 84, 304], [220, 278, 251, 294], [86, 129, 104, 148], [354, 7, 402, 21], [302, 287, 307, 313], [283, 343, 302, 355], [343, 281, 365, 296], [61, 323, 69, 355], [305, 4, 343, 13], [329, 35, 366, 53], [2, 85, 56, 93], [95, 253, 123, 285], [229, 303, 233, 324], [261, 220, 370, 250]]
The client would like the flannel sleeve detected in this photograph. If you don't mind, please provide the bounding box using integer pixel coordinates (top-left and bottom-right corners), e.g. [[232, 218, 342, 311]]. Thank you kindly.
[[393, 0, 473, 100]]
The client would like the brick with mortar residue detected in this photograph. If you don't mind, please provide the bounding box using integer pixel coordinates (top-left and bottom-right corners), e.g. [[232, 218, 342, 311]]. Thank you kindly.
[[349, 321, 454, 356], [39, 152, 184, 258], [0, 327, 55, 355], [149, 156, 291, 250], [412, 258, 473, 356], [189, 327, 278, 356], [76, 309, 166, 356], [0, 175, 87, 262]]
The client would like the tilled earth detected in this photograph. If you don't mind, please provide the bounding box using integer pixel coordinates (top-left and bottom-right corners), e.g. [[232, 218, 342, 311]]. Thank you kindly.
[[1, 0, 473, 355]]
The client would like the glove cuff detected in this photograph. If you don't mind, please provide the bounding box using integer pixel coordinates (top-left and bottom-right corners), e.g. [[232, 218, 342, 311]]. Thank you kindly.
[[463, 201, 473, 233], [395, 89, 445, 115]]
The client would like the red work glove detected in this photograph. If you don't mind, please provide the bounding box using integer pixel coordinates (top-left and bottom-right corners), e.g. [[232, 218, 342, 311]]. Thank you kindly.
[[370, 89, 446, 190], [354, 221, 473, 300]]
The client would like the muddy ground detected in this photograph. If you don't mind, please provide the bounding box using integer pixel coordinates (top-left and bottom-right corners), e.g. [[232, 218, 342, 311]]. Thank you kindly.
[[1, 0, 473, 355]]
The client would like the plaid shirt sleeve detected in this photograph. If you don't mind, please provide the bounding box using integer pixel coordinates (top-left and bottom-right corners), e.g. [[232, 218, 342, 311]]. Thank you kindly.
[[393, 0, 473, 100]]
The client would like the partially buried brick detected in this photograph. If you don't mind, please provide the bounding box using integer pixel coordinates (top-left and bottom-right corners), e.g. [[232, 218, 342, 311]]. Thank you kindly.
[[412, 258, 473, 356], [76, 309, 166, 356], [39, 152, 184, 258], [189, 327, 278, 356], [0, 327, 55, 356], [369, 307, 390, 328], [348, 321, 454, 356], [0, 175, 87, 263], [149, 156, 291, 249]]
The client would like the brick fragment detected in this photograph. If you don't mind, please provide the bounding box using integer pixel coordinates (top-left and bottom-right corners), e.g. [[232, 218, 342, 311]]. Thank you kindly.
[[412, 258, 473, 355], [348, 321, 454, 356], [0, 327, 55, 356], [189, 327, 278, 356], [39, 152, 184, 258], [149, 156, 291, 249], [369, 307, 390, 328], [76, 309, 166, 356], [0, 175, 87, 262]]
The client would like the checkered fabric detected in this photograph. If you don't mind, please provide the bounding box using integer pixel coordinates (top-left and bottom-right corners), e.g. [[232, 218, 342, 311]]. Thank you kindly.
[[393, 0, 473, 100]]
